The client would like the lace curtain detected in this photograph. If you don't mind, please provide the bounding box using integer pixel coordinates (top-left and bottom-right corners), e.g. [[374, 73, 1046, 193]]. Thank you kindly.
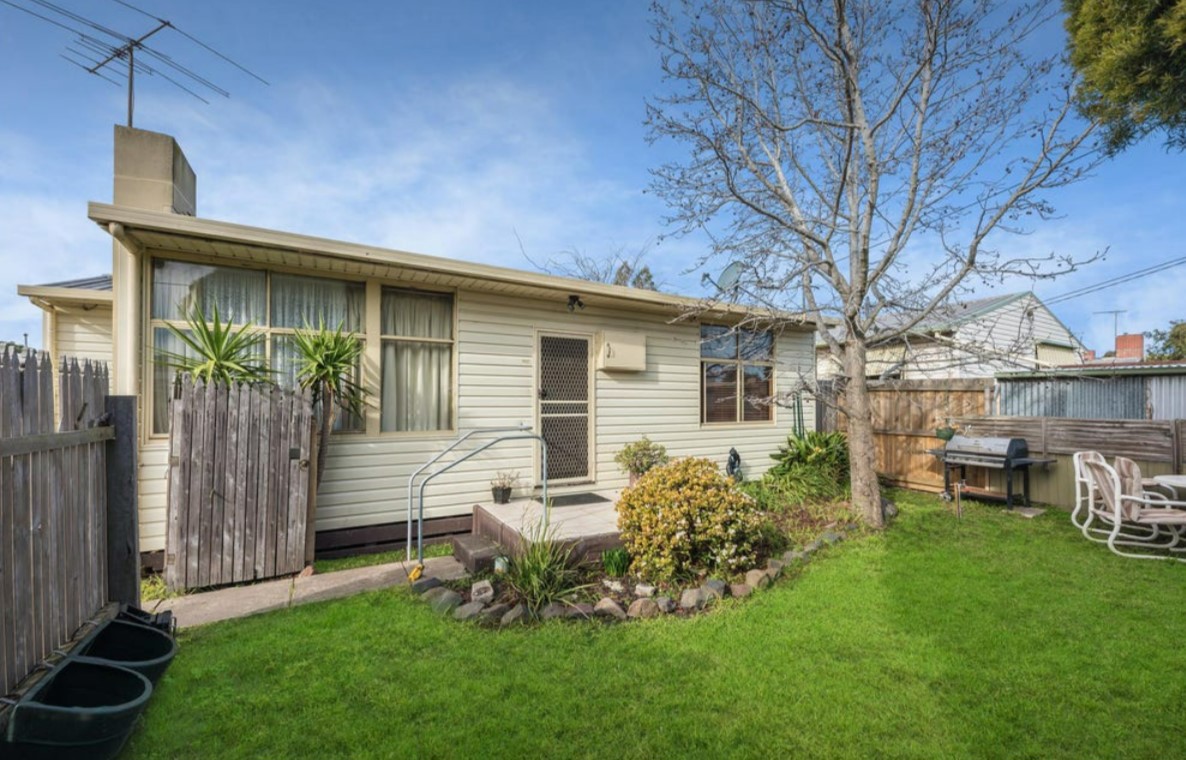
[[380, 288, 453, 432]]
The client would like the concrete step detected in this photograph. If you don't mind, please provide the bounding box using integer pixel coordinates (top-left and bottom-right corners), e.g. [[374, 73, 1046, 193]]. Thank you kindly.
[[453, 533, 500, 574]]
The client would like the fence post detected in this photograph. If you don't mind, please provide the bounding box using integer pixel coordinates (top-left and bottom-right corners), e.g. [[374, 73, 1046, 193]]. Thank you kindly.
[[105, 395, 139, 607]]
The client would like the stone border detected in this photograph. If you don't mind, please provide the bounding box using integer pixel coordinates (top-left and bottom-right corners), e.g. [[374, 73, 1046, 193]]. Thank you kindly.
[[410, 528, 853, 627]]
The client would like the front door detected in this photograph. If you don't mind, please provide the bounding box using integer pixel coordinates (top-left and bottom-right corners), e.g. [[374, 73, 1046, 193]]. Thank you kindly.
[[537, 334, 592, 483]]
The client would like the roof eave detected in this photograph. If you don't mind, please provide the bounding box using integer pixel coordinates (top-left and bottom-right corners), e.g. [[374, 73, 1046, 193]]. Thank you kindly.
[[87, 202, 816, 330], [16, 284, 114, 306]]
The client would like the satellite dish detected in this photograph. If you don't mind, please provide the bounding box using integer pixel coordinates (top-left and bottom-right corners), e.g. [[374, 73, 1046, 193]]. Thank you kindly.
[[717, 261, 744, 292]]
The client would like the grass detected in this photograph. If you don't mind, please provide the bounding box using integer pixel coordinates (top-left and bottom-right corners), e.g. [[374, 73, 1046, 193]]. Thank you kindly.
[[123, 491, 1186, 759], [313, 541, 454, 574]]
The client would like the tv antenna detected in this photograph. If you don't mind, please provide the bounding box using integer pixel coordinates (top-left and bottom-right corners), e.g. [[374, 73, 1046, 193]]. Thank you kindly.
[[0, 0, 267, 127], [1094, 309, 1127, 347]]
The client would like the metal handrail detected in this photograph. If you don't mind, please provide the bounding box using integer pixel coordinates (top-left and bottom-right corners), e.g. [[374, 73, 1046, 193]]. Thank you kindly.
[[413, 433, 549, 564], [405, 425, 530, 561]]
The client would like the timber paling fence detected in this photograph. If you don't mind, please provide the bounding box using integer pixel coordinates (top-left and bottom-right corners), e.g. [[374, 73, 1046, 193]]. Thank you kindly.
[[166, 376, 315, 592], [0, 350, 136, 696], [818, 378, 1186, 507]]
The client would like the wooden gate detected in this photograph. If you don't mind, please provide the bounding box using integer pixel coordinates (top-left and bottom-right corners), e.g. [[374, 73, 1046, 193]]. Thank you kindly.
[[165, 377, 315, 591]]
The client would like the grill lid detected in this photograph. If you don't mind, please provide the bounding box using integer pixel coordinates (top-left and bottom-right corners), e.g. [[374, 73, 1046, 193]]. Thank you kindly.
[[944, 435, 1028, 459]]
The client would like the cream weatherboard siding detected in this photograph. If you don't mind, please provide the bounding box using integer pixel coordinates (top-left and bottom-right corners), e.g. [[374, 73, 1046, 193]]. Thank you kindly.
[[54, 306, 113, 364], [132, 288, 815, 552]]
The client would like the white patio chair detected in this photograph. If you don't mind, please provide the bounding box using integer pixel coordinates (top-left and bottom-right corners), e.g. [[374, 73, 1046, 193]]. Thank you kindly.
[[1074, 452, 1159, 545], [1083, 459, 1186, 562]]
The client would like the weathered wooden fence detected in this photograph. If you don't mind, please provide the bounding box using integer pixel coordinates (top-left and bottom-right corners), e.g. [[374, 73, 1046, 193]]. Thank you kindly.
[[165, 377, 315, 591], [820, 377, 1186, 508], [0, 350, 111, 695]]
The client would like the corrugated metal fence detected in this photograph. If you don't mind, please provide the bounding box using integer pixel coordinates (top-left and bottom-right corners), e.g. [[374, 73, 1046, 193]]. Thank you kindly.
[[998, 373, 1186, 420], [0, 350, 111, 696]]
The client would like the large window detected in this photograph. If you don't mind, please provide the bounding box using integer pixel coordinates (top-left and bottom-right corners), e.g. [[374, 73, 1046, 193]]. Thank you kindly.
[[149, 260, 364, 434], [700, 325, 774, 424], [380, 287, 454, 432]]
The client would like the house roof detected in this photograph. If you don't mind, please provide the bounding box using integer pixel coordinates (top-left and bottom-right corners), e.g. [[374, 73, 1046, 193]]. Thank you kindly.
[[82, 202, 814, 328], [37, 275, 113, 291], [17, 274, 114, 306], [873, 292, 1029, 333]]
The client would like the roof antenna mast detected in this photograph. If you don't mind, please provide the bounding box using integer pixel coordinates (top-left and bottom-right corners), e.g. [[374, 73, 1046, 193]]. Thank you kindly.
[[0, 0, 268, 127]]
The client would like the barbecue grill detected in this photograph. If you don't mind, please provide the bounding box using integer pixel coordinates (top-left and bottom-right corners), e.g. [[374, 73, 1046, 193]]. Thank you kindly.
[[932, 434, 1055, 508]]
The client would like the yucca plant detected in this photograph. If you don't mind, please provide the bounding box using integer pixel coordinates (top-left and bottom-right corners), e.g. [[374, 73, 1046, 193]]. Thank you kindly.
[[161, 303, 270, 385], [291, 319, 367, 483], [505, 520, 586, 616]]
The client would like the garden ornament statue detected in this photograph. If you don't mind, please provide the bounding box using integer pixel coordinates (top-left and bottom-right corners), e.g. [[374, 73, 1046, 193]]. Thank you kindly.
[[727, 448, 742, 482]]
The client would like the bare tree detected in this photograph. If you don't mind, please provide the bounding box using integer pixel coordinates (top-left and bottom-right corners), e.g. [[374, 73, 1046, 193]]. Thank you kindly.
[[521, 239, 661, 291], [648, 0, 1100, 527]]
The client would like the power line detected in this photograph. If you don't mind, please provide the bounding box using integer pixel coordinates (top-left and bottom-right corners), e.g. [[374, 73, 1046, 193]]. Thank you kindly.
[[1044, 255, 1186, 305]]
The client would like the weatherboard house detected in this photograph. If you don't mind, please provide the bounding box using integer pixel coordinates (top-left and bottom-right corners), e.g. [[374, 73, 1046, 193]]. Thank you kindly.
[[18, 126, 817, 561]]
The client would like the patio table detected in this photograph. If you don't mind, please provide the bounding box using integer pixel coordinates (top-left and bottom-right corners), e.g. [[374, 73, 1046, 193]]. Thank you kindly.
[[1152, 474, 1186, 500]]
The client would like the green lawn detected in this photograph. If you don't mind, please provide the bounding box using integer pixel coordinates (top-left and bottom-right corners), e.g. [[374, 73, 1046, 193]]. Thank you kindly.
[[124, 491, 1186, 759]]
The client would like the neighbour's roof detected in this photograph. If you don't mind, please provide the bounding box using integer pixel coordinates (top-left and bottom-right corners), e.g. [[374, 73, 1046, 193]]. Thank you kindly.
[[997, 360, 1186, 379], [873, 292, 1028, 333], [83, 202, 815, 327], [34, 275, 112, 291]]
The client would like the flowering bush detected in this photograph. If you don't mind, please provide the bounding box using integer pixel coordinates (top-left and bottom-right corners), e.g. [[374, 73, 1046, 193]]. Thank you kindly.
[[616, 457, 764, 582], [614, 436, 669, 476]]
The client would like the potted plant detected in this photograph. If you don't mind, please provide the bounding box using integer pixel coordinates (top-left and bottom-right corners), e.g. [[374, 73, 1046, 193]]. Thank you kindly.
[[935, 418, 958, 441], [491, 471, 518, 504], [614, 436, 668, 486]]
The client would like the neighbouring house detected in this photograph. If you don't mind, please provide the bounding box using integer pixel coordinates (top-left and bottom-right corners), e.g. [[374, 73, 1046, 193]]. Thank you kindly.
[[816, 292, 1085, 380], [18, 126, 817, 561]]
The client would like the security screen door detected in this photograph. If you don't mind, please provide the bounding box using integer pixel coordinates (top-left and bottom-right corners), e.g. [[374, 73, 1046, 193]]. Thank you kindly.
[[537, 334, 591, 482]]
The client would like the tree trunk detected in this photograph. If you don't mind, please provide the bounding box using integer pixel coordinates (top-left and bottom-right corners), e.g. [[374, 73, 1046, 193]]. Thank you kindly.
[[314, 384, 337, 486], [845, 340, 885, 529]]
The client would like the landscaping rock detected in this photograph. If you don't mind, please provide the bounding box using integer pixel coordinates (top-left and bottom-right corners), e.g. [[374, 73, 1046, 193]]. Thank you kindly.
[[703, 578, 728, 598], [745, 569, 771, 589], [679, 588, 705, 611], [804, 539, 823, 554], [594, 598, 627, 620], [541, 602, 568, 621], [655, 596, 676, 614], [453, 601, 485, 621], [566, 603, 595, 619], [634, 583, 656, 598], [500, 603, 528, 626], [627, 598, 661, 619], [881, 497, 899, 520], [781, 550, 804, 564], [730, 583, 752, 598], [766, 559, 784, 579], [602, 579, 625, 593], [411, 576, 443, 595], [471, 579, 495, 605], [822, 530, 844, 545], [480, 603, 510, 623], [428, 589, 463, 615], [700, 584, 723, 603]]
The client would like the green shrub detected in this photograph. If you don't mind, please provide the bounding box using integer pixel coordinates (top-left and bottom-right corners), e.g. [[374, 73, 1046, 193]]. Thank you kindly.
[[504, 521, 584, 615], [614, 436, 669, 476], [601, 548, 631, 577], [770, 431, 849, 479], [616, 457, 764, 582]]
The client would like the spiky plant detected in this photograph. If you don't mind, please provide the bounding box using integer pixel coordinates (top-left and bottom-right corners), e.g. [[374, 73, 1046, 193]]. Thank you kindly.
[[161, 303, 270, 386], [290, 319, 366, 482]]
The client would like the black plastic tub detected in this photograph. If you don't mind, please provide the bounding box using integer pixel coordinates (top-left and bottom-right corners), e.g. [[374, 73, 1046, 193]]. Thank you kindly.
[[72, 619, 177, 685], [2, 659, 151, 760]]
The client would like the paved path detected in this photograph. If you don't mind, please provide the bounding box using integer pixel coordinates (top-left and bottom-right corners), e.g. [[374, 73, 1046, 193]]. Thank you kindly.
[[153, 556, 467, 629]]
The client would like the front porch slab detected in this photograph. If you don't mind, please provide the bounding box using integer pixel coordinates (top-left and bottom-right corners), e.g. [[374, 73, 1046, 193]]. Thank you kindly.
[[473, 493, 622, 561]]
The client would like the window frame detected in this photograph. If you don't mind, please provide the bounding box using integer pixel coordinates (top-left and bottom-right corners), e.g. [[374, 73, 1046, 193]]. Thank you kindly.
[[377, 285, 457, 435], [145, 255, 370, 438], [699, 323, 777, 427]]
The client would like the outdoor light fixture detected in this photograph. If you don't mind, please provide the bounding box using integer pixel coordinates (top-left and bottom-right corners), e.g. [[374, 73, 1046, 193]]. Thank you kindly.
[[567, 294, 585, 312]]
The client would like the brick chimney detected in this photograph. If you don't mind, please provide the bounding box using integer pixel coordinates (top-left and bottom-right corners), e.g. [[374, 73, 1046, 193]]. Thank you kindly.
[[1115, 333, 1144, 360]]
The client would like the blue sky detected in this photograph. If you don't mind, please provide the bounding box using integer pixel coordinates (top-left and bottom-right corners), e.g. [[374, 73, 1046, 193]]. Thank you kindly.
[[1, 1, 1183, 355]]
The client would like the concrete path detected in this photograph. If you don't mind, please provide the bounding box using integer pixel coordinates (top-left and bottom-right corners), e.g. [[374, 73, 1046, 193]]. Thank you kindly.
[[153, 555, 467, 629]]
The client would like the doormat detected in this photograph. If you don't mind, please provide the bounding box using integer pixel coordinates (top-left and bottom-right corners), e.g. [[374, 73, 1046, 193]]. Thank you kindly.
[[549, 492, 612, 508]]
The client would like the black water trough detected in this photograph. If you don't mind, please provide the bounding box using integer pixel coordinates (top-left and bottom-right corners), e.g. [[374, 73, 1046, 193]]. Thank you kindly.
[[2, 659, 151, 760], [72, 619, 177, 686]]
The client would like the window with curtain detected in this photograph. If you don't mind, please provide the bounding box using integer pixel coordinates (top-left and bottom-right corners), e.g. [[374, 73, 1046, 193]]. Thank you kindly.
[[149, 260, 365, 434], [700, 324, 774, 424], [380, 287, 454, 432]]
